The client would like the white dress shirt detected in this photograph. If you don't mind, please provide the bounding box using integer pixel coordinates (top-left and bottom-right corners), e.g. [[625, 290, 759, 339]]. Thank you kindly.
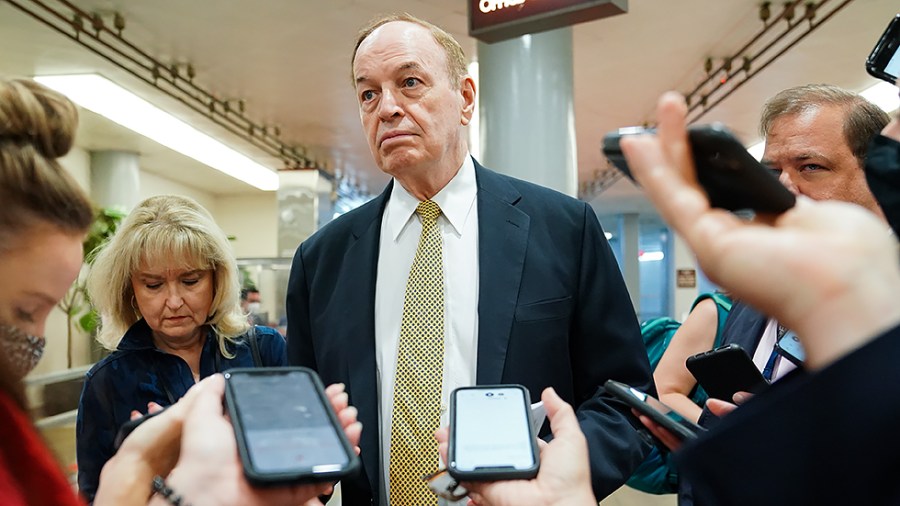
[[375, 155, 479, 504], [751, 318, 797, 382]]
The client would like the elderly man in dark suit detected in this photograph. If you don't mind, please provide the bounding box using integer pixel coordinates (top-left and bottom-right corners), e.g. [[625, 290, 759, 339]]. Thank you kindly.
[[286, 13, 651, 505]]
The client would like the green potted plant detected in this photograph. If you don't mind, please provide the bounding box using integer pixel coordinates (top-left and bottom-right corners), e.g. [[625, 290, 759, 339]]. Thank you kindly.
[[57, 207, 127, 368]]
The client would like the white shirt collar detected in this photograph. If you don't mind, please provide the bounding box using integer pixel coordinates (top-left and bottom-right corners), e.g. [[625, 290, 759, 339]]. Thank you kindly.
[[385, 155, 477, 241]]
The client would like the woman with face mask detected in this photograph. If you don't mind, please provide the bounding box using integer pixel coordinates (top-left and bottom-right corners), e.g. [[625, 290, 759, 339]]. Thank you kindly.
[[76, 194, 290, 502], [0, 77, 95, 506], [0, 77, 360, 506]]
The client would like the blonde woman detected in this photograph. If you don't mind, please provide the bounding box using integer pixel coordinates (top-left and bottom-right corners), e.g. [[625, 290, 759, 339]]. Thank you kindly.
[[77, 194, 287, 502]]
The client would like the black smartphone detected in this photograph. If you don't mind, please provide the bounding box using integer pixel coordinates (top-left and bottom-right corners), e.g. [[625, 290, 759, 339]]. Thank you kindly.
[[113, 406, 168, 450], [602, 123, 796, 214], [448, 385, 540, 482], [867, 14, 900, 85], [604, 380, 704, 442], [223, 367, 359, 485], [775, 330, 805, 367], [685, 344, 768, 402]]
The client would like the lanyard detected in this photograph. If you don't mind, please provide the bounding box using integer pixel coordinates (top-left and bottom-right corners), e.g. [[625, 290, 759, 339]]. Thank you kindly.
[[762, 324, 788, 381]]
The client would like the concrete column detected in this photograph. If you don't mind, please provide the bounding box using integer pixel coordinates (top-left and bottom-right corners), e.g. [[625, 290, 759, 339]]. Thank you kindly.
[[477, 27, 577, 196], [622, 212, 640, 315], [90, 151, 140, 211], [672, 233, 700, 321], [277, 170, 320, 258]]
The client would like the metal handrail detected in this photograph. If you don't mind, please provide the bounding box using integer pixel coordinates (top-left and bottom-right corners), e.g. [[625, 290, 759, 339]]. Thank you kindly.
[[24, 364, 92, 387]]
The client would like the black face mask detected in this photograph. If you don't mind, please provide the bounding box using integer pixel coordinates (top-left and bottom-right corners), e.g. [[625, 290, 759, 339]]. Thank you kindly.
[[0, 324, 46, 379]]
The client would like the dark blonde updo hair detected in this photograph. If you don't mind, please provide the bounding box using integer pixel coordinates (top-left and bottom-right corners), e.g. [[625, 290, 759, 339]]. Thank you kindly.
[[0, 77, 93, 252], [0, 77, 93, 408]]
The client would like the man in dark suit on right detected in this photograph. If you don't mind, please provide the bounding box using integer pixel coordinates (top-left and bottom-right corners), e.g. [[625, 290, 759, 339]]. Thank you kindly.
[[713, 84, 890, 389]]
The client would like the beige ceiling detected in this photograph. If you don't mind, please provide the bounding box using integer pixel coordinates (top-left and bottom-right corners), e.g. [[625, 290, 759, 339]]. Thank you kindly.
[[1, 0, 897, 209]]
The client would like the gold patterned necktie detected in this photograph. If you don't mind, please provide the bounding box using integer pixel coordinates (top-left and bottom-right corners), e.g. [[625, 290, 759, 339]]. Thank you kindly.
[[389, 200, 445, 505]]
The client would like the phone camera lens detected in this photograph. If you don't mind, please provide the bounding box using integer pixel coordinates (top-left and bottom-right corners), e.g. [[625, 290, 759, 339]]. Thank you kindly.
[[485, 392, 494, 397]]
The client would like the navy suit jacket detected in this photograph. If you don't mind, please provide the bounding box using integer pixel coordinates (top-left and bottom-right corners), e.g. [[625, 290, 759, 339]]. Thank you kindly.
[[677, 323, 900, 505], [719, 301, 768, 353], [286, 161, 652, 504]]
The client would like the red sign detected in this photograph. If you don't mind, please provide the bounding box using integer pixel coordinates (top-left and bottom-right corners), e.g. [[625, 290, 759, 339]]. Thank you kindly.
[[469, 0, 628, 43]]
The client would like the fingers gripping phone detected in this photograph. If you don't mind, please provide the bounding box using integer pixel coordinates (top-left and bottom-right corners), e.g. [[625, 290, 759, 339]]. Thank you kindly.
[[867, 14, 900, 85], [113, 406, 169, 450], [604, 380, 704, 443], [602, 123, 796, 214], [686, 344, 769, 402], [448, 385, 540, 481], [224, 367, 359, 485]]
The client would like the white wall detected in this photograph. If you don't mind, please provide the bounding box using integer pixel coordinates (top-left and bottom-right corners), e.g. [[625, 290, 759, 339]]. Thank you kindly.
[[672, 233, 700, 321], [139, 171, 216, 213], [214, 194, 279, 258]]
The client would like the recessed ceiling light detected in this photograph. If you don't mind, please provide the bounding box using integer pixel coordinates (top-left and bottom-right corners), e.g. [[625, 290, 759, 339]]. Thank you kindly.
[[35, 74, 279, 191]]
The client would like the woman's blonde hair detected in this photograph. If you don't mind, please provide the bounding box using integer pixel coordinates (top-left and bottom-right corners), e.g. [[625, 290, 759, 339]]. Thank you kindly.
[[88, 194, 249, 355]]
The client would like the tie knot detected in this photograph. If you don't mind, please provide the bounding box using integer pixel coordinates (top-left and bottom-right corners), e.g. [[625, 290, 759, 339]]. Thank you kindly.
[[416, 200, 442, 222]]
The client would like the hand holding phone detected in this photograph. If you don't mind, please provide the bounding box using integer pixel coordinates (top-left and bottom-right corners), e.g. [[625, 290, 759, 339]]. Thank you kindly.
[[686, 344, 768, 402], [867, 14, 900, 85], [448, 385, 540, 481], [604, 380, 704, 443], [224, 367, 359, 485], [113, 406, 169, 450], [603, 124, 795, 214]]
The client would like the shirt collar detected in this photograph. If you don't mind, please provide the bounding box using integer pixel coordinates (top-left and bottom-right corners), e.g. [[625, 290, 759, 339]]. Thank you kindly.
[[385, 155, 477, 241]]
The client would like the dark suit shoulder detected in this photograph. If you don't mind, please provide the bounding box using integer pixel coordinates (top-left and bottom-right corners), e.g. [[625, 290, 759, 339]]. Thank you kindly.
[[475, 163, 588, 216]]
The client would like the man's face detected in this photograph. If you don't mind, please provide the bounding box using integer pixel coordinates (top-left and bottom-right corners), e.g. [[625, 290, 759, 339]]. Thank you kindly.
[[353, 21, 474, 179], [762, 104, 880, 213]]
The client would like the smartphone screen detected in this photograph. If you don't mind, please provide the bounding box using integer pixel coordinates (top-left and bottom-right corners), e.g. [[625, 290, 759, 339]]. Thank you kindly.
[[775, 330, 805, 366], [225, 367, 356, 483], [449, 385, 538, 480], [867, 14, 900, 84]]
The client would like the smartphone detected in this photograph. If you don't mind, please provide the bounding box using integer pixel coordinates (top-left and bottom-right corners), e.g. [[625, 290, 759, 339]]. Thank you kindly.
[[604, 380, 704, 442], [448, 385, 540, 481], [224, 367, 359, 485], [867, 14, 900, 85], [113, 406, 168, 450], [775, 330, 805, 367], [602, 123, 796, 214], [685, 344, 768, 402]]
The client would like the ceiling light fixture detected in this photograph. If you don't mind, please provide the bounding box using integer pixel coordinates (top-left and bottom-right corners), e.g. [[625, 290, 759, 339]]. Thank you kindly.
[[36, 74, 279, 191]]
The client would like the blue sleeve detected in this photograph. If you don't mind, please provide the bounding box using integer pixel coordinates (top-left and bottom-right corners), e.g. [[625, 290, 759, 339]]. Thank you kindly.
[[76, 368, 118, 504], [255, 325, 288, 366]]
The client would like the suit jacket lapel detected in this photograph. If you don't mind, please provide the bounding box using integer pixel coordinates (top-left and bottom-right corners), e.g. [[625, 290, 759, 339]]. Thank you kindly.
[[343, 182, 391, 498], [473, 163, 529, 385]]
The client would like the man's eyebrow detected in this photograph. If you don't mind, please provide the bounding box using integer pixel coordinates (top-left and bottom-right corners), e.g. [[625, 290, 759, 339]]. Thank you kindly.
[[790, 151, 832, 163], [398, 62, 423, 72], [355, 61, 424, 85]]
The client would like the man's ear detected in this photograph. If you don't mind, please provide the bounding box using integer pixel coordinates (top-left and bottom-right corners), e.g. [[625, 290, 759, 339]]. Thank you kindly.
[[460, 75, 476, 126]]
